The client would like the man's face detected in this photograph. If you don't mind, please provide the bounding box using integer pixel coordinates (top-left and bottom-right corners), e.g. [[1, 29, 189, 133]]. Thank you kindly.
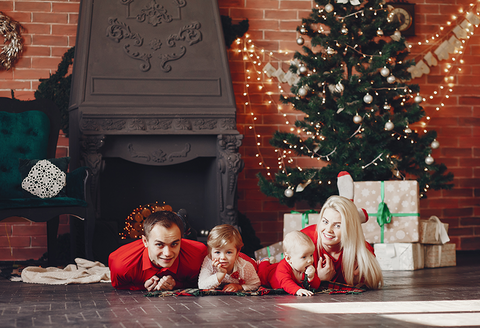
[[142, 224, 182, 268]]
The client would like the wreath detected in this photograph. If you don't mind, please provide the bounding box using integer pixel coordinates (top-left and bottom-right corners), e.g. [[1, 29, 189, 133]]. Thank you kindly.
[[0, 12, 23, 70]]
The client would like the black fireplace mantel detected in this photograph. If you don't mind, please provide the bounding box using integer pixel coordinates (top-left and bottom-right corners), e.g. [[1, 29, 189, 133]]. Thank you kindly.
[[68, 0, 243, 242]]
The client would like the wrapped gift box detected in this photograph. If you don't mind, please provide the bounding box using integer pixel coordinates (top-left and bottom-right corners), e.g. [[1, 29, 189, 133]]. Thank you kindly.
[[424, 243, 456, 268], [283, 211, 318, 238], [374, 243, 424, 270], [419, 216, 450, 244], [254, 241, 284, 263], [354, 180, 420, 243]]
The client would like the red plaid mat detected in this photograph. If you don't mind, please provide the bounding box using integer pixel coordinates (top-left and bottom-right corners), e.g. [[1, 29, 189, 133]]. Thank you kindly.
[[145, 281, 366, 297]]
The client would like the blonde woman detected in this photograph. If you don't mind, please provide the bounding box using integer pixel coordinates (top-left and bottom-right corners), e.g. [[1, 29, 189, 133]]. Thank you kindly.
[[302, 195, 383, 289]]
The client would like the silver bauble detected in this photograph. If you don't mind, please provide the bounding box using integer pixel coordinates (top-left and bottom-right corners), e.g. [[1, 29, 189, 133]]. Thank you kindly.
[[387, 75, 396, 84], [353, 114, 363, 124], [341, 26, 348, 34], [383, 103, 391, 110], [380, 67, 390, 77], [296, 37, 305, 45], [377, 28, 384, 36], [300, 27, 307, 34], [414, 94, 423, 103], [284, 188, 294, 198], [363, 93, 373, 104], [334, 82, 344, 93], [385, 121, 394, 131], [298, 87, 308, 97], [326, 47, 336, 55], [299, 65, 308, 74], [431, 140, 440, 149], [405, 127, 412, 134], [325, 3, 334, 13], [425, 155, 435, 165]]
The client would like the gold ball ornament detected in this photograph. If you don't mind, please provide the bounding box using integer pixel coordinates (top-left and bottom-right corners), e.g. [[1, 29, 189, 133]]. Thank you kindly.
[[0, 12, 24, 70], [377, 28, 384, 36]]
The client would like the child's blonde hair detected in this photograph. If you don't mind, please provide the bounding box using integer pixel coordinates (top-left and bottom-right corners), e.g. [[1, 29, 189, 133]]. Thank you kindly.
[[317, 195, 384, 289], [207, 224, 244, 254], [283, 230, 315, 257]]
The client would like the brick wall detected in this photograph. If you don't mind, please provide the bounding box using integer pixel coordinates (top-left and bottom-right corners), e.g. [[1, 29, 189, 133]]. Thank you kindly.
[[0, 0, 478, 260]]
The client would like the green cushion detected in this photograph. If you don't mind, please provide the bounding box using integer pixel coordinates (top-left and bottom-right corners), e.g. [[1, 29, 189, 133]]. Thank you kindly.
[[0, 111, 50, 199]]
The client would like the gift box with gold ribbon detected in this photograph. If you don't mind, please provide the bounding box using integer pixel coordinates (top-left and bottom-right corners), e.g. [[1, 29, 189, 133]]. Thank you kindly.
[[424, 243, 456, 268], [354, 181, 420, 243], [283, 210, 318, 238], [374, 243, 425, 270]]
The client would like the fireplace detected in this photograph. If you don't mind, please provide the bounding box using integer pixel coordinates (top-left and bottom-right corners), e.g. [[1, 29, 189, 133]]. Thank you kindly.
[[68, 0, 243, 255]]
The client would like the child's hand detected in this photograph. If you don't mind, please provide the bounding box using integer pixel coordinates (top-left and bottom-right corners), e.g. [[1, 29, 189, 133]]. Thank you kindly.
[[222, 283, 243, 292], [296, 288, 314, 296], [212, 258, 227, 273], [316, 255, 336, 281], [305, 265, 316, 281]]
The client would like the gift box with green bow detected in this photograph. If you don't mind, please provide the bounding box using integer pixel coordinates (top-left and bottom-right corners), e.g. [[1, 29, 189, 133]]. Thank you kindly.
[[353, 180, 420, 244], [254, 241, 284, 263], [283, 210, 318, 238]]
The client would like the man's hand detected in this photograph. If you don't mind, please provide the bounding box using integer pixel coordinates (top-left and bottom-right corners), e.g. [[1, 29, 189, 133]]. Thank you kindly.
[[222, 283, 243, 292], [316, 255, 336, 281], [144, 275, 176, 292], [296, 288, 314, 296]]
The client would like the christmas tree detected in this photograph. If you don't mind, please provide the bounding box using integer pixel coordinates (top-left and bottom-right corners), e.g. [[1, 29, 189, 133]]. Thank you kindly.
[[257, 0, 454, 208]]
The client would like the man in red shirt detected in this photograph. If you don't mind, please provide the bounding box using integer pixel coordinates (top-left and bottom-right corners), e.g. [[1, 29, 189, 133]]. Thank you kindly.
[[109, 211, 208, 291]]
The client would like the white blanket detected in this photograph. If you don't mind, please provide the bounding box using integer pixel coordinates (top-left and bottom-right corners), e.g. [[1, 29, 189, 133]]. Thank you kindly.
[[20, 258, 111, 285]]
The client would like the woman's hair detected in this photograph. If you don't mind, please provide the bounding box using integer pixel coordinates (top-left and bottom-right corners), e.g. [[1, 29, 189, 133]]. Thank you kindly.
[[207, 224, 244, 254], [143, 211, 184, 239], [317, 195, 383, 289], [283, 230, 315, 256]]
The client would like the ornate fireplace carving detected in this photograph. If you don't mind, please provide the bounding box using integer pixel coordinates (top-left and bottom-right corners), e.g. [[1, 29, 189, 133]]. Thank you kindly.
[[69, 0, 242, 240]]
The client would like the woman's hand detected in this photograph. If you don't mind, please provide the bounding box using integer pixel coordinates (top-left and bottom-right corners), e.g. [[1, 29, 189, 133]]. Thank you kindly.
[[296, 288, 314, 296], [222, 283, 243, 292], [316, 255, 336, 281]]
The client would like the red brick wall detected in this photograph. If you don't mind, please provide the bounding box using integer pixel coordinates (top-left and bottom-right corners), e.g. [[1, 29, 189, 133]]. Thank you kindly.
[[0, 0, 478, 260]]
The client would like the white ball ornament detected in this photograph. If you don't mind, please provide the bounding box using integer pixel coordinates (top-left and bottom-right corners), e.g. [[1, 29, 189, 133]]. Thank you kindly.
[[385, 121, 394, 131], [387, 75, 396, 84], [431, 140, 440, 149], [414, 94, 423, 103], [296, 37, 305, 45], [393, 30, 401, 39], [404, 127, 412, 134], [353, 114, 363, 124], [325, 3, 334, 13], [300, 26, 307, 34], [326, 47, 336, 55], [341, 25, 348, 34], [380, 67, 390, 77], [377, 28, 384, 36], [383, 102, 391, 110], [363, 93, 373, 104], [298, 87, 308, 97], [284, 188, 294, 198], [298, 65, 308, 74], [425, 155, 435, 165]]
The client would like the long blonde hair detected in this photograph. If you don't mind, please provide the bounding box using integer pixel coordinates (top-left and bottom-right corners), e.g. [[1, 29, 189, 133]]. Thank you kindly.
[[317, 196, 383, 289]]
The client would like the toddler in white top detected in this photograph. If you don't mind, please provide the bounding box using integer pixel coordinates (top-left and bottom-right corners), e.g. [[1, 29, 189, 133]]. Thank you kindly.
[[198, 224, 261, 292]]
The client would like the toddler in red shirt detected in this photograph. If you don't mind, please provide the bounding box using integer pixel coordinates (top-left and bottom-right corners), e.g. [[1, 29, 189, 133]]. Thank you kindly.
[[258, 231, 320, 296]]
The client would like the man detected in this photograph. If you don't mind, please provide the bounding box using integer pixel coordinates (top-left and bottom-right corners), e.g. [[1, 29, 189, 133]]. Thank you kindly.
[[109, 211, 208, 291]]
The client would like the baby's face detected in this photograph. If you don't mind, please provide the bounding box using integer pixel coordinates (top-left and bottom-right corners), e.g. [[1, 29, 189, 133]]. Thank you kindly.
[[287, 244, 315, 273]]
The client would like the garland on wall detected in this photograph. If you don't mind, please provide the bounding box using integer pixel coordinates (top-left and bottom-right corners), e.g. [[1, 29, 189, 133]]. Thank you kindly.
[[0, 12, 24, 70]]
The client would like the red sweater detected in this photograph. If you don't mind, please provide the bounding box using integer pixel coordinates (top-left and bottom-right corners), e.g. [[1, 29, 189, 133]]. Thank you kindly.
[[301, 224, 374, 284], [109, 238, 207, 290], [258, 259, 321, 295]]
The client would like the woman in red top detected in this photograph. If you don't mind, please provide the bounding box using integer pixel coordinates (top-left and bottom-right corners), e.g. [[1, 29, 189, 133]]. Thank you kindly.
[[302, 195, 383, 289]]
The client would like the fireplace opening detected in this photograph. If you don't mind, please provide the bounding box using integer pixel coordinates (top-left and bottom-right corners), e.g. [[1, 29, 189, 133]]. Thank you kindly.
[[99, 156, 218, 239]]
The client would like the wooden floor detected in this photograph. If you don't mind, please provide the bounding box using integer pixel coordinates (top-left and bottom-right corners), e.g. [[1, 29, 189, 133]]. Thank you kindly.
[[1, 252, 479, 328]]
